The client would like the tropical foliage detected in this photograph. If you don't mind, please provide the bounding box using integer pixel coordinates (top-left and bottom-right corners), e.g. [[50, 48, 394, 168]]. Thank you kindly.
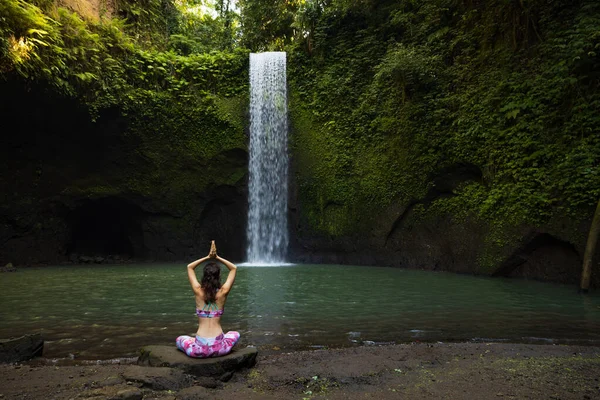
[[1, 0, 599, 262], [286, 0, 600, 242]]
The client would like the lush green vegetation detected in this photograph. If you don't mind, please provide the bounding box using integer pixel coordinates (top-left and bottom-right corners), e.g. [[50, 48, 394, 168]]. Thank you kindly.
[[284, 1, 600, 255], [0, 0, 249, 211], [0, 0, 247, 122], [1, 0, 599, 269]]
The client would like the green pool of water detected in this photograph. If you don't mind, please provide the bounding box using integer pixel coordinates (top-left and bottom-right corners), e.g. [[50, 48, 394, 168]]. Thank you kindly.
[[1, 264, 599, 360]]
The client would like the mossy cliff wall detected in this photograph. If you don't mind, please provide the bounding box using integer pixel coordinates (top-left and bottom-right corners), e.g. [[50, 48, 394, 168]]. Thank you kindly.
[[1, 0, 599, 287], [0, 78, 249, 264], [286, 0, 600, 286], [0, 0, 250, 264]]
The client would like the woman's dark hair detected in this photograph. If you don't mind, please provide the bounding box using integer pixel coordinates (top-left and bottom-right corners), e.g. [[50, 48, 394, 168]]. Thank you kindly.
[[201, 262, 221, 303]]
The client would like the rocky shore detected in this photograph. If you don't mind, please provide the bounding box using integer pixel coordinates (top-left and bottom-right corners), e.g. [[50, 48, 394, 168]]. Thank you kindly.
[[1, 342, 599, 399]]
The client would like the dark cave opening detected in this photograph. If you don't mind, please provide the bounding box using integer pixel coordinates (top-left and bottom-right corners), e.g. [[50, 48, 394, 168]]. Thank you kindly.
[[66, 198, 144, 259], [492, 232, 582, 284]]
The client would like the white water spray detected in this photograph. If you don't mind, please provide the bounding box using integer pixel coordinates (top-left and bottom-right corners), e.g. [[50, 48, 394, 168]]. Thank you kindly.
[[246, 52, 289, 264]]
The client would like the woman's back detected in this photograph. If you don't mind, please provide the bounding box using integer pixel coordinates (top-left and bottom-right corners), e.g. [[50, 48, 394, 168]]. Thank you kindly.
[[176, 241, 240, 358], [195, 291, 227, 337]]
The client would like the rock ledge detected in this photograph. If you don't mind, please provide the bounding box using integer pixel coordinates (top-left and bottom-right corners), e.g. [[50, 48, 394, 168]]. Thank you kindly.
[[138, 345, 257, 378]]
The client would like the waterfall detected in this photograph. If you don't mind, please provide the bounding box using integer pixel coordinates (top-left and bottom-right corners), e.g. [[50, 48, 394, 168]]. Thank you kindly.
[[246, 52, 289, 264]]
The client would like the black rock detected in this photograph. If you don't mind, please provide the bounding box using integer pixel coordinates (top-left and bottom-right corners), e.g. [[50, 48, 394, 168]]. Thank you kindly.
[[218, 371, 234, 382], [195, 376, 222, 389], [138, 346, 258, 378], [0, 263, 16, 272], [0, 334, 43, 363]]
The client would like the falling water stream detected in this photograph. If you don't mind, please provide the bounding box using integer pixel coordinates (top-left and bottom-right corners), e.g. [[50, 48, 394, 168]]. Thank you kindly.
[[246, 52, 289, 264]]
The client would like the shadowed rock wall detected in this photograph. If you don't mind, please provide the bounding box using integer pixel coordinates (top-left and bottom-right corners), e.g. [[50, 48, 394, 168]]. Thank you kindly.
[[0, 81, 248, 265], [288, 157, 599, 287]]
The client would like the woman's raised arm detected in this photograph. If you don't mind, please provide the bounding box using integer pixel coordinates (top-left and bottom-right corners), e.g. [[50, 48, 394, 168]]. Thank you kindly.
[[216, 255, 237, 295], [187, 254, 212, 292]]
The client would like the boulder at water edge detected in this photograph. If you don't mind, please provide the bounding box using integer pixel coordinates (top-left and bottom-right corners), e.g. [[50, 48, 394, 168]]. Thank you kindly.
[[138, 345, 258, 378], [0, 334, 43, 363], [1, 263, 16, 272]]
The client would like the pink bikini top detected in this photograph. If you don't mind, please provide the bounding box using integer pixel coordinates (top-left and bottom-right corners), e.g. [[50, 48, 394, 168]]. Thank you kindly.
[[196, 302, 224, 318]]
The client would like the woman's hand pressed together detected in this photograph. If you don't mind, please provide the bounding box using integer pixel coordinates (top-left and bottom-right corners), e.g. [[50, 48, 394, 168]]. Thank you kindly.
[[209, 240, 217, 258]]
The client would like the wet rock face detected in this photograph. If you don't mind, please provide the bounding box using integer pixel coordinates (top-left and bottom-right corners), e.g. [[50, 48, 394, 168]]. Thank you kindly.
[[0, 334, 44, 363], [0, 83, 249, 266], [288, 163, 490, 271], [290, 212, 487, 271], [492, 232, 584, 284], [138, 346, 258, 378], [288, 162, 599, 286], [290, 213, 598, 286], [0, 186, 248, 266], [66, 198, 144, 260]]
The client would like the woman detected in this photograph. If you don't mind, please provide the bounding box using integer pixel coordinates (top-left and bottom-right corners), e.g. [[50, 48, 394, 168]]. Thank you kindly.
[[176, 241, 240, 358]]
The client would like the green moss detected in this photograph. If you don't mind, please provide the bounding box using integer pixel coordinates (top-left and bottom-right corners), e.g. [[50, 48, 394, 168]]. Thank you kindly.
[[4, 0, 599, 275], [287, 0, 600, 275], [290, 91, 422, 236], [214, 95, 247, 131], [63, 184, 120, 198]]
